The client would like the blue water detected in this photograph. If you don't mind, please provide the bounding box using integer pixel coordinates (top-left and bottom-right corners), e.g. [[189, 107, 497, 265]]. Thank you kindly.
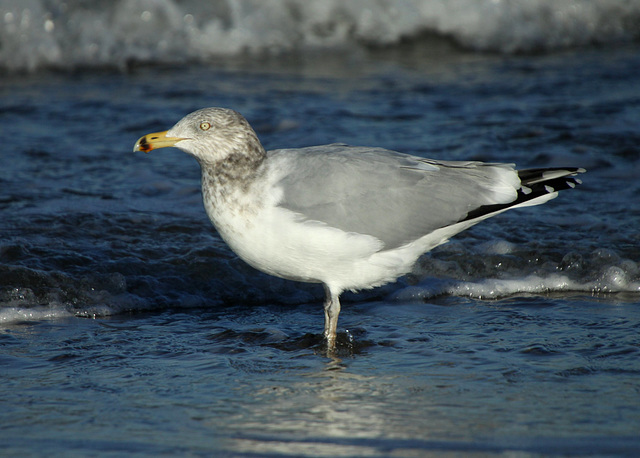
[[2, 299, 639, 456], [2, 11, 640, 455]]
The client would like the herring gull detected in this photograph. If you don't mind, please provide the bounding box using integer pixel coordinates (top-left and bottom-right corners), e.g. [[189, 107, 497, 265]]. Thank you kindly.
[[134, 107, 584, 349]]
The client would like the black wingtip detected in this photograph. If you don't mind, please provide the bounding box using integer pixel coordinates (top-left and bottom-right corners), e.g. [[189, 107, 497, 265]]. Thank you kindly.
[[461, 167, 584, 223]]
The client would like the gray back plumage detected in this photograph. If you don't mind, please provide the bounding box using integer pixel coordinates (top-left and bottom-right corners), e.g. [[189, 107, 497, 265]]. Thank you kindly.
[[272, 144, 519, 250]]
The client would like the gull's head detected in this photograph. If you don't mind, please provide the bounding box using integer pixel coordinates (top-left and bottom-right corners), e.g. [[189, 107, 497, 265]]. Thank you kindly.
[[133, 107, 264, 165]]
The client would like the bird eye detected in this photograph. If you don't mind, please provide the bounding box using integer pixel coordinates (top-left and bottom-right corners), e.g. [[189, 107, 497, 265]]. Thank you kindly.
[[199, 121, 211, 131]]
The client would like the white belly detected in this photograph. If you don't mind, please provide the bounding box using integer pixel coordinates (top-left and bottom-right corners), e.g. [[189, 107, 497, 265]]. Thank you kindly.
[[204, 188, 430, 293]]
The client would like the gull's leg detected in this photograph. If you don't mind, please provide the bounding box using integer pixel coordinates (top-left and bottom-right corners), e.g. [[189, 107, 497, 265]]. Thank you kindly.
[[323, 285, 341, 349]]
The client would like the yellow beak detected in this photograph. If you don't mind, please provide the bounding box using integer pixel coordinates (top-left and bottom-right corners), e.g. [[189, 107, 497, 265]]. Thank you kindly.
[[133, 130, 186, 153]]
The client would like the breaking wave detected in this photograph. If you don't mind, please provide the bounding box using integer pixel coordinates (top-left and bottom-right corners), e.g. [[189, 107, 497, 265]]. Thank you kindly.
[[2, 236, 639, 325], [2, 0, 639, 72]]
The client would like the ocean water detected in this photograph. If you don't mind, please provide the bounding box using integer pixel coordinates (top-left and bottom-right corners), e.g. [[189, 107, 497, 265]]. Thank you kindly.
[[2, 1, 640, 456]]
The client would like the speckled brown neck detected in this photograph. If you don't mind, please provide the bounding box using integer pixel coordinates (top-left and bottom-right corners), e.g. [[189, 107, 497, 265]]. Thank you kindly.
[[199, 143, 266, 212]]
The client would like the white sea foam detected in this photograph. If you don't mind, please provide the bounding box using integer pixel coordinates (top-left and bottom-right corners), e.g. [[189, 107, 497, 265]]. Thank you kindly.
[[392, 270, 640, 302], [2, 253, 639, 325], [0, 304, 73, 325], [1, 0, 638, 72]]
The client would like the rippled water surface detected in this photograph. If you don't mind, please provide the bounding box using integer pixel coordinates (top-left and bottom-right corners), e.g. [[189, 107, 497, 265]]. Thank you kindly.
[[2, 44, 640, 456]]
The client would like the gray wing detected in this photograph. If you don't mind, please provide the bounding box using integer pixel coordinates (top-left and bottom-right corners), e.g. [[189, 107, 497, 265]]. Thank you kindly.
[[270, 144, 520, 250]]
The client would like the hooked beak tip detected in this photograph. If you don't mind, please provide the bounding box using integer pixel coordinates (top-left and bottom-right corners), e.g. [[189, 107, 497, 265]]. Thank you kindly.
[[133, 130, 185, 153]]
